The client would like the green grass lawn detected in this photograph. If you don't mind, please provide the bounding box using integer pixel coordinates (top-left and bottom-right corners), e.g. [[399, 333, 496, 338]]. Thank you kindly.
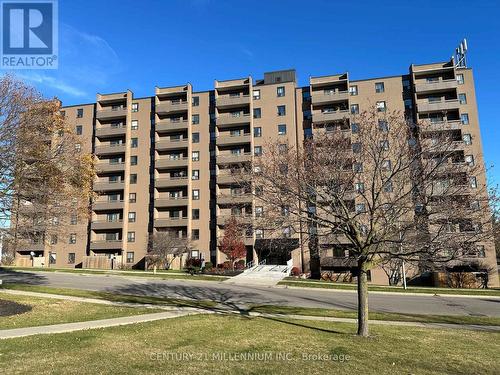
[[0, 284, 217, 310], [3, 284, 499, 327], [1, 266, 229, 282], [0, 293, 160, 330], [1, 314, 499, 374], [279, 278, 500, 296]]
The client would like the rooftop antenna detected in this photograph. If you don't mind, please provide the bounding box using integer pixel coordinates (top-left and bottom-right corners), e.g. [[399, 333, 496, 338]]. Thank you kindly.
[[454, 38, 468, 68]]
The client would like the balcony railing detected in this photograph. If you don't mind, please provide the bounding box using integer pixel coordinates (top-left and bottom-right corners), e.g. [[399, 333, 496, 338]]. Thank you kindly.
[[311, 90, 349, 105], [216, 113, 251, 127], [216, 152, 252, 165], [155, 197, 189, 207], [217, 193, 253, 205], [90, 240, 123, 250], [92, 199, 124, 210], [154, 217, 189, 227], [156, 100, 188, 114], [216, 94, 250, 108], [155, 176, 189, 188], [96, 107, 127, 120], [156, 119, 189, 132], [156, 138, 189, 150], [155, 156, 189, 169], [216, 133, 251, 146], [312, 109, 350, 123], [414, 78, 458, 93], [95, 143, 126, 155], [96, 161, 125, 173], [417, 99, 460, 112], [93, 180, 125, 191]]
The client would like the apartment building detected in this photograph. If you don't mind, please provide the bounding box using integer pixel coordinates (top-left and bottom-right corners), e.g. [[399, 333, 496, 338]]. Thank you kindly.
[[13, 58, 498, 286]]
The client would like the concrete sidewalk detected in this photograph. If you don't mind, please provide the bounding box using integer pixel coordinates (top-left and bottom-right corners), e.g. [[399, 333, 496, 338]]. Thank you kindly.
[[0, 310, 202, 339]]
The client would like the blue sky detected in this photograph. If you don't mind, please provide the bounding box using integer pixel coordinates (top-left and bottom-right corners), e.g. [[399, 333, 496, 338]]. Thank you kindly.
[[3, 0, 500, 184]]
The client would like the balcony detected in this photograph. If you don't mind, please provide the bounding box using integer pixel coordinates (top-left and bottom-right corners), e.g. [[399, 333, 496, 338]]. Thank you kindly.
[[92, 199, 124, 210], [217, 193, 253, 205], [156, 100, 188, 115], [312, 109, 349, 123], [91, 220, 123, 230], [216, 114, 251, 128], [155, 156, 188, 169], [154, 217, 189, 227], [415, 79, 458, 93], [25, 243, 45, 251], [419, 120, 462, 132], [90, 240, 122, 250], [217, 172, 250, 185], [417, 99, 460, 113], [95, 125, 126, 137], [216, 95, 250, 109], [216, 152, 252, 165], [217, 214, 253, 226], [320, 256, 357, 268], [155, 176, 188, 188], [96, 108, 127, 120], [93, 180, 125, 192], [95, 144, 126, 155], [97, 93, 127, 103], [216, 133, 251, 146], [156, 138, 188, 151], [155, 197, 189, 208], [156, 119, 188, 133], [96, 161, 125, 173], [311, 91, 349, 105]]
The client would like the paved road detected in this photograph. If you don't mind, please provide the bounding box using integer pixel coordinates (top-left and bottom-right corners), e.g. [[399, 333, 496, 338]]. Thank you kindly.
[[1, 269, 500, 317]]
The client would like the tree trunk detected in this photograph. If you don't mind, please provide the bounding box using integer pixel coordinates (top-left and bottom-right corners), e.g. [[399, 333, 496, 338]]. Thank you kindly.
[[357, 263, 369, 337], [309, 235, 321, 279]]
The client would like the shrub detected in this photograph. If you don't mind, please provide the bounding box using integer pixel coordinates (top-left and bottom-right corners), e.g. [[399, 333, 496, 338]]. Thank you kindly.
[[234, 259, 246, 270], [290, 266, 300, 276], [204, 261, 213, 270]]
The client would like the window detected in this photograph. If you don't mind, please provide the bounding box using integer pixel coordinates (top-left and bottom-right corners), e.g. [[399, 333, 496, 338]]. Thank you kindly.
[[302, 90, 311, 101], [255, 206, 263, 217], [277, 105, 286, 116], [378, 120, 389, 132], [60, 110, 65, 117], [353, 162, 363, 173], [380, 140, 389, 150], [75, 143, 81, 152], [192, 132, 200, 143], [192, 189, 200, 200], [278, 144, 287, 154], [252, 89, 260, 100], [128, 212, 136, 223], [253, 108, 261, 118], [254, 146, 262, 156], [76, 125, 82, 135], [69, 233, 76, 244], [192, 96, 199, 106], [463, 134, 472, 145], [77, 108, 83, 118], [192, 209, 200, 220], [130, 155, 138, 165], [127, 252, 134, 263], [349, 85, 358, 96], [130, 174, 137, 184], [404, 99, 412, 110], [127, 232, 135, 243], [68, 253, 75, 264], [470, 176, 477, 188], [192, 114, 199, 124], [131, 138, 138, 148], [281, 206, 289, 216], [465, 155, 474, 166], [129, 193, 136, 203], [192, 229, 200, 240], [255, 229, 264, 239], [382, 159, 392, 170], [350, 104, 359, 114], [131, 103, 139, 112], [376, 101, 386, 112], [131, 120, 138, 130], [461, 113, 469, 125], [402, 79, 411, 90], [282, 226, 291, 238], [192, 170, 199, 180], [384, 180, 393, 192], [352, 143, 362, 153], [50, 234, 58, 245], [351, 123, 359, 133], [278, 124, 287, 135], [456, 74, 464, 85], [355, 182, 365, 193], [192, 151, 199, 161], [254, 127, 262, 137], [375, 82, 385, 93], [277, 86, 285, 97], [459, 93, 467, 104], [70, 214, 77, 225], [355, 203, 366, 213]]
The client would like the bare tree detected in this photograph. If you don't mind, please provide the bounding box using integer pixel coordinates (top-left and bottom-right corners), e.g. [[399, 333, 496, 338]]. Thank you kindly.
[[243, 107, 495, 336], [146, 231, 192, 270], [0, 74, 95, 256]]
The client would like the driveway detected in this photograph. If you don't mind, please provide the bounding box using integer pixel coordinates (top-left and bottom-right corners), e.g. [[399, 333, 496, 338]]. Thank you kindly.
[[1, 269, 499, 317]]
